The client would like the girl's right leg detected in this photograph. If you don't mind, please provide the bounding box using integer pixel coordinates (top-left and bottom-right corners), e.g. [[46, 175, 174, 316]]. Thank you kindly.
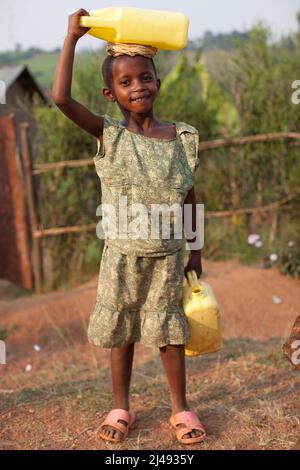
[[100, 342, 135, 440]]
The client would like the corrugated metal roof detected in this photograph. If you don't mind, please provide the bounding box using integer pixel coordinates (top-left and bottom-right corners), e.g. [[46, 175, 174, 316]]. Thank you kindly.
[[0, 64, 48, 103], [0, 64, 27, 89]]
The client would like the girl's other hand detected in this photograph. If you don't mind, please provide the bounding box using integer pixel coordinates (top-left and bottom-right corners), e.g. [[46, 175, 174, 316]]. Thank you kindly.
[[67, 8, 90, 39], [184, 251, 202, 279]]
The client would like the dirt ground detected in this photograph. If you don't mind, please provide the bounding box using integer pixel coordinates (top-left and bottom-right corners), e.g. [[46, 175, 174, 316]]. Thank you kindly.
[[0, 257, 300, 450]]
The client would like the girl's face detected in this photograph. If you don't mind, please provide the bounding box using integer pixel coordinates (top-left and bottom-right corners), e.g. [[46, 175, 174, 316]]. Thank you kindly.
[[103, 55, 161, 114]]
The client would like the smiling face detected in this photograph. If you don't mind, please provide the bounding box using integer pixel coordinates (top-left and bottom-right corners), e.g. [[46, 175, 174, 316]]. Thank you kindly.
[[102, 55, 161, 114]]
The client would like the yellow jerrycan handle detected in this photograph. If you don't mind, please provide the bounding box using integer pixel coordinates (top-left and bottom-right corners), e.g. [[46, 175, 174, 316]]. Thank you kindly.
[[80, 16, 114, 29], [186, 270, 204, 295]]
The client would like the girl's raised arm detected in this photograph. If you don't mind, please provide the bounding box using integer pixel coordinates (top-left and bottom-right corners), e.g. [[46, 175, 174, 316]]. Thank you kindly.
[[52, 9, 103, 139]]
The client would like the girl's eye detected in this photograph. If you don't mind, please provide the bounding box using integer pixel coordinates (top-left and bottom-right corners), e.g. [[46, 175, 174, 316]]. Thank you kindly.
[[120, 76, 152, 85]]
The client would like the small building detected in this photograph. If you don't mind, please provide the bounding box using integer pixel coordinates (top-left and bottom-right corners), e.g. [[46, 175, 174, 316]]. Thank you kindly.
[[0, 64, 47, 108], [0, 64, 48, 144]]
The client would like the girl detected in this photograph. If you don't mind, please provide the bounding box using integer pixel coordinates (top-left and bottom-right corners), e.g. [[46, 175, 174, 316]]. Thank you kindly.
[[52, 8, 206, 445]]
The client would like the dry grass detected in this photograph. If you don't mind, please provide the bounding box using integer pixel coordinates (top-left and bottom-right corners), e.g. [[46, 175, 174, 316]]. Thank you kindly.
[[1, 329, 300, 450], [1, 258, 300, 450]]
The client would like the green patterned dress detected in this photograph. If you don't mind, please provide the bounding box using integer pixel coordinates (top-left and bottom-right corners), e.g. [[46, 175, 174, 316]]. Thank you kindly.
[[87, 114, 200, 348]]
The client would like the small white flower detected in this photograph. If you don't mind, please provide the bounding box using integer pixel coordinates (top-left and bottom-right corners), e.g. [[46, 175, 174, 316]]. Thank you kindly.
[[248, 234, 260, 245], [288, 241, 294, 247], [33, 345, 41, 352], [272, 295, 282, 304], [255, 240, 263, 248], [25, 364, 32, 372], [270, 253, 278, 262]]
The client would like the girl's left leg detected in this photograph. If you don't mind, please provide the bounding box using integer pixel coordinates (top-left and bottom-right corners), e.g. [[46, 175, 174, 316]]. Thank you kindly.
[[159, 344, 203, 439]]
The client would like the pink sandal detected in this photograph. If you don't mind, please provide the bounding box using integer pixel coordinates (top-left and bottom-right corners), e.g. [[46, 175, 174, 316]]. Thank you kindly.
[[97, 408, 136, 443], [170, 410, 206, 444]]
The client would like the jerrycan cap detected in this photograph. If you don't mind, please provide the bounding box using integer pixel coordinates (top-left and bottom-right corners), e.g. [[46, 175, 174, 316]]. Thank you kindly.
[[187, 270, 204, 296], [192, 285, 204, 296]]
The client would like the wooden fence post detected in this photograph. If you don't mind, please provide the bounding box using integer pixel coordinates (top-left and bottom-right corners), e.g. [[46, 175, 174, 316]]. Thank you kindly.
[[19, 122, 43, 293]]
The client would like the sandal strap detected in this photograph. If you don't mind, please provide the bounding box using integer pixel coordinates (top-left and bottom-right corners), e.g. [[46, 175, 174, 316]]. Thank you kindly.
[[99, 408, 131, 436]]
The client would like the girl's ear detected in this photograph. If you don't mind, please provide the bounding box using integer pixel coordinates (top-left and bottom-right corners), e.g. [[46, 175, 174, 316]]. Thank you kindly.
[[102, 87, 116, 102], [156, 78, 161, 91]]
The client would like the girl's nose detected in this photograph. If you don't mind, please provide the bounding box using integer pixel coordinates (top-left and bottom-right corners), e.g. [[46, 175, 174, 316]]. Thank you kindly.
[[131, 79, 146, 91]]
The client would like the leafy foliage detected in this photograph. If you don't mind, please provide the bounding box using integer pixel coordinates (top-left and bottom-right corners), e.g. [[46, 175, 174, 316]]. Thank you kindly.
[[279, 244, 300, 279]]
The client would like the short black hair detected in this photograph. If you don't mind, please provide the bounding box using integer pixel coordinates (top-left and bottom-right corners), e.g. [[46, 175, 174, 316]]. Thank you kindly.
[[101, 55, 157, 89]]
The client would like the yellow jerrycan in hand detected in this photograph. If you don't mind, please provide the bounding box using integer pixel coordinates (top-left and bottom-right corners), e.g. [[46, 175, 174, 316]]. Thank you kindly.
[[80, 7, 189, 50], [183, 270, 222, 357]]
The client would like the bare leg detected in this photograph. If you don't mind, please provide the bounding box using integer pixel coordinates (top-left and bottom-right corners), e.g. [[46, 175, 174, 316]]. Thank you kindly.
[[101, 342, 135, 440], [159, 344, 204, 439]]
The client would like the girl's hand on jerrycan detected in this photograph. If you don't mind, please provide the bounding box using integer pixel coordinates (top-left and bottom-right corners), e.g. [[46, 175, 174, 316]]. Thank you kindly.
[[68, 8, 90, 39]]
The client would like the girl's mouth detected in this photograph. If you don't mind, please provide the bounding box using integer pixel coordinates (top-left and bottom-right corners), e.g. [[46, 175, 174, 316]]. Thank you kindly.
[[131, 96, 150, 103]]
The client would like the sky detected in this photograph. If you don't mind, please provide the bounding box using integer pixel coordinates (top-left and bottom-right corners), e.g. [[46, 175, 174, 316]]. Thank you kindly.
[[0, 0, 299, 52]]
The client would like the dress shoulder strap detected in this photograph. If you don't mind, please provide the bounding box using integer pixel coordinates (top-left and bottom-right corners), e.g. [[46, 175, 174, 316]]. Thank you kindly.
[[175, 121, 200, 174], [103, 114, 123, 129], [95, 114, 123, 159]]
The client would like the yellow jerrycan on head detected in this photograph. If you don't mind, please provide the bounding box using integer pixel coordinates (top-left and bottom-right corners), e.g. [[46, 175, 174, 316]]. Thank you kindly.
[[183, 270, 222, 357], [80, 7, 189, 50]]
